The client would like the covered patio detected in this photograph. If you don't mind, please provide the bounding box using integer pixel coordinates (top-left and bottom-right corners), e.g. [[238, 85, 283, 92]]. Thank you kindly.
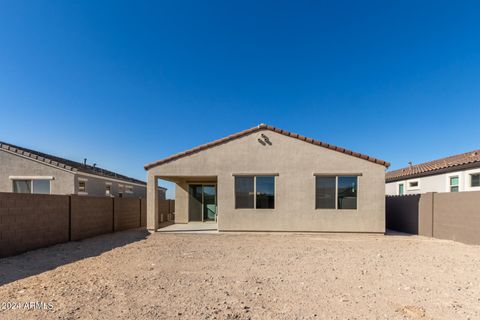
[[147, 175, 218, 231]]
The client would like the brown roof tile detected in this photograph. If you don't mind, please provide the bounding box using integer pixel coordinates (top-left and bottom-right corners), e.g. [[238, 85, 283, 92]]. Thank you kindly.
[[144, 124, 390, 170], [386, 150, 480, 182]]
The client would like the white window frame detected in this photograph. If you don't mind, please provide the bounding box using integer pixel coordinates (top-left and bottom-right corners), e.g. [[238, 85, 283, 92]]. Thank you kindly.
[[406, 179, 420, 191], [463, 168, 480, 192], [445, 172, 462, 193], [397, 182, 405, 195], [448, 175, 460, 192], [105, 182, 112, 196], [125, 185, 133, 194], [78, 179, 88, 195], [9, 176, 53, 194], [470, 173, 480, 188]]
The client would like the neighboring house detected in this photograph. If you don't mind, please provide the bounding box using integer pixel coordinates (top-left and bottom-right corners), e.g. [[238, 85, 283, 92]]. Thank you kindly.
[[386, 150, 480, 195], [144, 124, 389, 233], [0, 141, 166, 199]]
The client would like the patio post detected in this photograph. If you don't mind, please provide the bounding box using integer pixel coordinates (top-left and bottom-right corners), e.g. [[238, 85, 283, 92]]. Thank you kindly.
[[147, 174, 159, 231]]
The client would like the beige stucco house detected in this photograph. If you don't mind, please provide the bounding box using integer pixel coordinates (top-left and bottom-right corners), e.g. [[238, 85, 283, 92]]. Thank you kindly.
[[145, 124, 389, 233]]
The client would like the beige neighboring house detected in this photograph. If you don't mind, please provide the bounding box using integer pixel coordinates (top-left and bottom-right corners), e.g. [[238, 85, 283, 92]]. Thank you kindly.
[[0, 140, 166, 199], [386, 149, 480, 195], [145, 124, 389, 233]]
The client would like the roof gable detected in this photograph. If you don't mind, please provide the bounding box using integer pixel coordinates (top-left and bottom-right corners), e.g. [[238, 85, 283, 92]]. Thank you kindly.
[[144, 124, 390, 170]]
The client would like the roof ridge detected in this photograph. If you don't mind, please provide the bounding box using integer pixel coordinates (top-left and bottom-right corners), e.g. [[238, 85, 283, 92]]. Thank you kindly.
[[144, 124, 390, 170]]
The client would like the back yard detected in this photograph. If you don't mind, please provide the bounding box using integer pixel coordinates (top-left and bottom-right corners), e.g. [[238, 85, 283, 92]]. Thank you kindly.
[[1, 230, 479, 320]]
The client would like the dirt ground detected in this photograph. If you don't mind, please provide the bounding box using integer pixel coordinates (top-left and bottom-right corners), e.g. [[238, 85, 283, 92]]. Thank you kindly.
[[1, 230, 479, 320]]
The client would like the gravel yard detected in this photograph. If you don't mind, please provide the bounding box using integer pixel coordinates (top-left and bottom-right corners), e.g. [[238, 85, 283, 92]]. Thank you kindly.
[[1, 229, 479, 320]]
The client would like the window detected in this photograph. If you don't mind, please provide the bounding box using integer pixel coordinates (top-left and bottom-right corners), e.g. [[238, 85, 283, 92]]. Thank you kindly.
[[78, 181, 86, 192], [12, 179, 50, 194], [125, 185, 133, 194], [118, 184, 124, 198], [315, 176, 336, 209], [337, 176, 358, 209], [449, 176, 459, 192], [13, 180, 31, 193], [315, 176, 358, 210], [471, 174, 480, 187], [234, 176, 275, 209], [398, 183, 404, 196], [407, 180, 420, 190], [105, 184, 112, 196], [256, 176, 275, 209]]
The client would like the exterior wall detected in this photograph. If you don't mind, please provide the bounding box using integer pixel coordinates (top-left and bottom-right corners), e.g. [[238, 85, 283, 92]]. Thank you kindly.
[[149, 130, 386, 233], [74, 174, 165, 199], [386, 166, 480, 195], [0, 149, 75, 194]]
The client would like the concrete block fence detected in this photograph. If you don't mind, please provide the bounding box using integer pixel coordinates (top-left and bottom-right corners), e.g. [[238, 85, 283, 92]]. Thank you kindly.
[[386, 191, 480, 245], [0, 193, 174, 258]]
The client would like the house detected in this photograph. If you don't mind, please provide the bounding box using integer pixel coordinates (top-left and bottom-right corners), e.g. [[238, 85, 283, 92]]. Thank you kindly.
[[385, 150, 480, 195], [0, 140, 166, 199], [144, 124, 389, 233]]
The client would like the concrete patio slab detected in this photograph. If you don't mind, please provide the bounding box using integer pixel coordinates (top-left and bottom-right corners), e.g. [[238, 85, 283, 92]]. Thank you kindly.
[[156, 222, 218, 233]]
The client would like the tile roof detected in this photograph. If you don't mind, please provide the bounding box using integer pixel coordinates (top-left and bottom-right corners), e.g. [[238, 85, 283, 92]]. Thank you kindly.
[[386, 149, 480, 182], [144, 124, 390, 170], [0, 140, 152, 186]]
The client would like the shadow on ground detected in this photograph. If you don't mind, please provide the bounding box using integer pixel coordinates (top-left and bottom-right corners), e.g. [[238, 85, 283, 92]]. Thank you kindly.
[[385, 229, 415, 236], [0, 228, 149, 286]]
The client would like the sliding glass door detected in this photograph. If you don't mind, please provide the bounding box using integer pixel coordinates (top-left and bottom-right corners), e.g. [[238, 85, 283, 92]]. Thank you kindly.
[[188, 184, 216, 222]]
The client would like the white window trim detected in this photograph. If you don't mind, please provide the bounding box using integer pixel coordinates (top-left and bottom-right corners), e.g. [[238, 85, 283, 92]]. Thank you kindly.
[[396, 182, 405, 195], [9, 176, 54, 180], [406, 179, 420, 191], [464, 168, 480, 192], [125, 185, 134, 194], [78, 180, 87, 194], [11, 178, 52, 194], [445, 173, 462, 192]]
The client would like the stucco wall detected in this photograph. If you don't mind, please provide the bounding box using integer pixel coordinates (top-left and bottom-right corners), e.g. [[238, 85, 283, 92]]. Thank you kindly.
[[0, 149, 75, 194], [148, 130, 387, 233], [74, 174, 150, 198]]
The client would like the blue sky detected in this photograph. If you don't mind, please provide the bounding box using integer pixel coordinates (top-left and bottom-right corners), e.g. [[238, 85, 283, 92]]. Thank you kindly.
[[1, 1, 480, 198]]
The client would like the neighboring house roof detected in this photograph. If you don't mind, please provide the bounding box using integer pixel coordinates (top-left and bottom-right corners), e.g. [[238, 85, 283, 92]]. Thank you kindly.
[[386, 149, 480, 182], [144, 124, 390, 170], [0, 140, 163, 188]]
